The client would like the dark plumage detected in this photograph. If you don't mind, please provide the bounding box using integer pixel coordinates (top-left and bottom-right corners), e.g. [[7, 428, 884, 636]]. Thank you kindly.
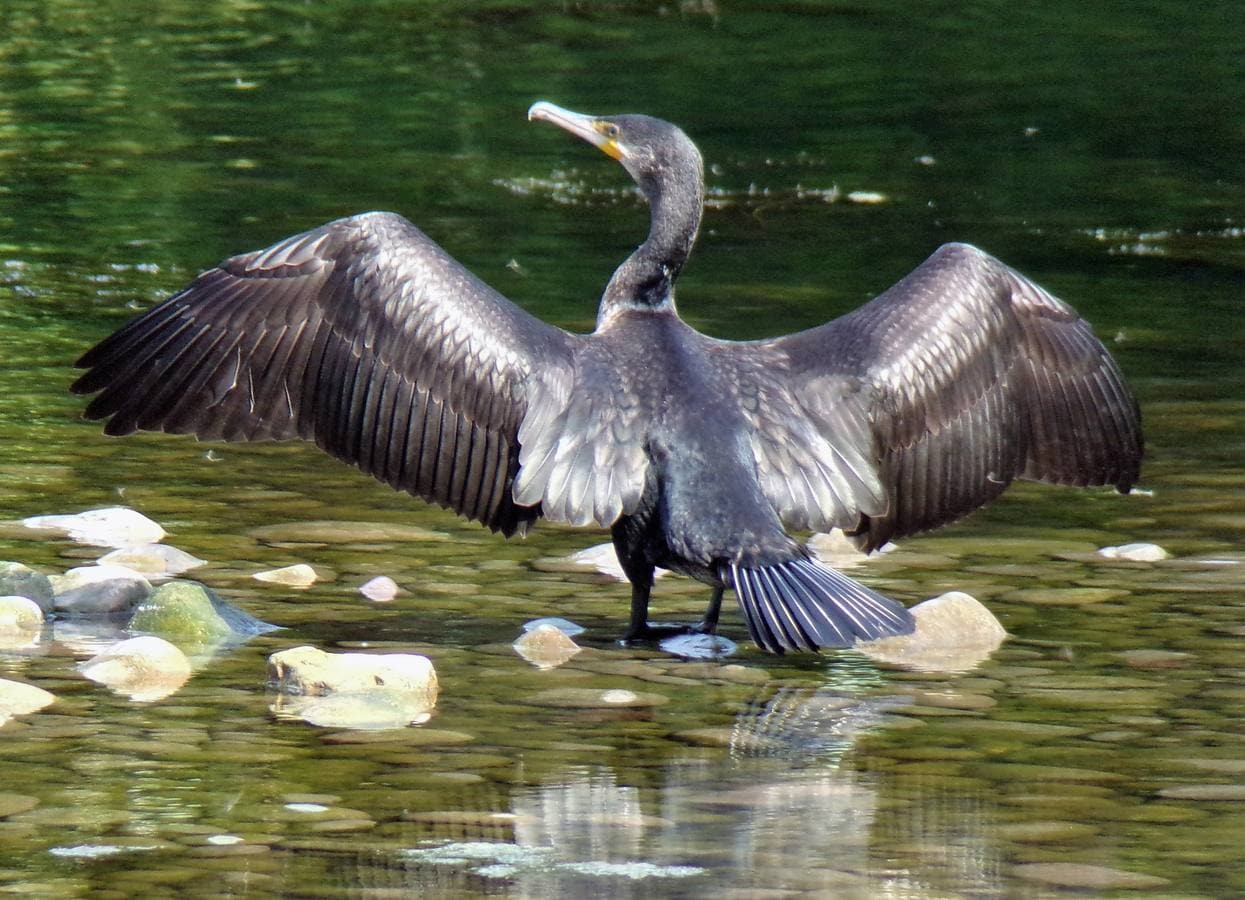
[[72, 101, 1143, 654]]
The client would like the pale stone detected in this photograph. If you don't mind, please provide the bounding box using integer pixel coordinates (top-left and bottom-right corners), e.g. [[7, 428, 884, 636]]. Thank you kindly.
[[359, 576, 399, 602], [0, 596, 43, 632], [253, 564, 318, 587], [267, 645, 438, 705], [1098, 542, 1169, 562], [0, 678, 56, 717], [513, 624, 582, 669], [858, 591, 1007, 673], [807, 529, 894, 567], [565, 542, 669, 582], [98, 544, 205, 577], [23, 507, 166, 548], [79, 636, 192, 701]]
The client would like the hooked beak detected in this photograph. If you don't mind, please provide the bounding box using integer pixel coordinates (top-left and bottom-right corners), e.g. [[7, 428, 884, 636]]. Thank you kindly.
[[528, 101, 625, 161]]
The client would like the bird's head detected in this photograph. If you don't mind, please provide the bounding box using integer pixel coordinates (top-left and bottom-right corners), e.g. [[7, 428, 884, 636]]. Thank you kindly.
[[528, 101, 703, 205]]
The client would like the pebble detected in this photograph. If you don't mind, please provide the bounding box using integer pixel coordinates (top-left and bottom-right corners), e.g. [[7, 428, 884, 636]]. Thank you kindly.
[[249, 520, 447, 544], [522, 617, 585, 636], [513, 624, 582, 669], [0, 562, 54, 612], [561, 542, 670, 581], [1012, 862, 1169, 890], [858, 591, 1007, 673], [97, 544, 206, 577], [1098, 542, 1169, 562], [267, 646, 438, 705], [252, 564, 318, 587], [78, 636, 192, 701], [0, 595, 44, 633], [358, 576, 400, 602], [52, 564, 152, 615], [1157, 784, 1245, 801], [274, 689, 435, 730], [22, 506, 166, 548], [522, 687, 669, 709]]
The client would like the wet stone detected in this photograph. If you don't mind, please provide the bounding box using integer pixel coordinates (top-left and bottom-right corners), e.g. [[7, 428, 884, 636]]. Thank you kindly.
[[1119, 648, 1194, 669], [321, 727, 474, 746], [249, 520, 449, 543], [252, 563, 318, 587], [1158, 784, 1245, 801], [1012, 862, 1170, 890], [97, 544, 205, 577], [522, 687, 670, 709], [23, 506, 166, 548], [514, 624, 582, 669], [0, 793, 39, 818], [53, 564, 152, 615], [996, 821, 1098, 843], [1003, 586, 1128, 605], [0, 562, 54, 612]]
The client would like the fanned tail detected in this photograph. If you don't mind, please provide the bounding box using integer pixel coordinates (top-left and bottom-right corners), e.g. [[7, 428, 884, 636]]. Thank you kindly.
[[727, 557, 914, 654]]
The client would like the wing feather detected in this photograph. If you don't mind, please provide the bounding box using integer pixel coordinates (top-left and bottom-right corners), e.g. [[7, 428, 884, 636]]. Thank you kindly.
[[74, 211, 577, 535]]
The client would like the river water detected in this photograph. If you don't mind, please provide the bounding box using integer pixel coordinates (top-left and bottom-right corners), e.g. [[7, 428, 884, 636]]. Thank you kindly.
[[1, 2, 1243, 896]]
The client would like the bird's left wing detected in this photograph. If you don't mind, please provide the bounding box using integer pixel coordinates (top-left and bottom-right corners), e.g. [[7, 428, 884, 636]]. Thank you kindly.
[[73, 211, 577, 535], [740, 242, 1142, 550]]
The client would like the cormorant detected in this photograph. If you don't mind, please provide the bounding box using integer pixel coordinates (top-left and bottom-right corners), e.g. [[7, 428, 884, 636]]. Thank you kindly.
[[71, 102, 1143, 654]]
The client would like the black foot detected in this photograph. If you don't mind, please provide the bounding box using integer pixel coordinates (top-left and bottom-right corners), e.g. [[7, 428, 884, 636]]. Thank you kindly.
[[619, 620, 716, 646]]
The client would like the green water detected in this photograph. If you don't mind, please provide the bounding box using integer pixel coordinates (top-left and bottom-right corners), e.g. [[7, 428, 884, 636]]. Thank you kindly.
[[2, 1, 1244, 896]]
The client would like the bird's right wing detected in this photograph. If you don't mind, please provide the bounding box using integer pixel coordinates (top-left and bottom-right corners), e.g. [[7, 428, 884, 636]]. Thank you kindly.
[[749, 242, 1142, 550], [73, 211, 577, 536]]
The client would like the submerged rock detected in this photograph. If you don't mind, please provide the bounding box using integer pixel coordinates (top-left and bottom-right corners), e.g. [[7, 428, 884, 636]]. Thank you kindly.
[[1098, 542, 1169, 562], [98, 544, 206, 577], [52, 565, 152, 616], [0, 678, 56, 721], [268, 645, 438, 701], [253, 563, 318, 587], [272, 688, 435, 730], [0, 562, 54, 613], [78, 636, 191, 701], [858, 591, 1007, 673], [514, 624, 582, 669], [128, 580, 278, 654], [23, 506, 166, 548]]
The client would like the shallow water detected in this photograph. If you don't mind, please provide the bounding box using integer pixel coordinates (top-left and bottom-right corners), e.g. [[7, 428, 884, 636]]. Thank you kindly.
[[2, 1, 1244, 896]]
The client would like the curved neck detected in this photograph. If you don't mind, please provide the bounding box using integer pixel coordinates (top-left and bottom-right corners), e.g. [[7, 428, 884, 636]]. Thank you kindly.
[[598, 177, 703, 327]]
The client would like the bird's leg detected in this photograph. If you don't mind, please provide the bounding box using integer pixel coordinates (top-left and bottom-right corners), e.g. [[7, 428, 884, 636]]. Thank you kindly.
[[694, 585, 724, 634], [623, 574, 654, 641]]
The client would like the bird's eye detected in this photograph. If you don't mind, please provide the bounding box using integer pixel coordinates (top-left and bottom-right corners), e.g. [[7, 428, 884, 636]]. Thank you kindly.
[[604, 123, 620, 138]]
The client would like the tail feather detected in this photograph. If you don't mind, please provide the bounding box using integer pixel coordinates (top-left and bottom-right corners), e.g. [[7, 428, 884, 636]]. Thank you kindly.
[[728, 558, 914, 654]]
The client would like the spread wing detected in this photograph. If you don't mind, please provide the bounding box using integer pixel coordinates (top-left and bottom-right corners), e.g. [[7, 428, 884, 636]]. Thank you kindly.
[[748, 242, 1143, 550], [73, 211, 577, 536]]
